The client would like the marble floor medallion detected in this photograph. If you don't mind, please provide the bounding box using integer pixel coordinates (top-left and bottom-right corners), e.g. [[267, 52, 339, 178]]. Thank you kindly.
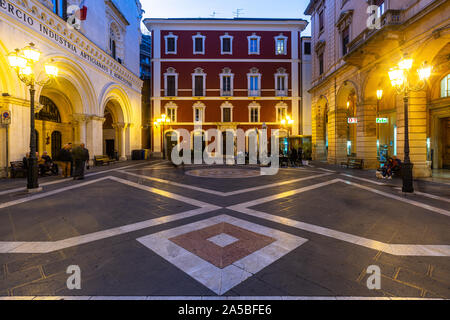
[[137, 215, 308, 295]]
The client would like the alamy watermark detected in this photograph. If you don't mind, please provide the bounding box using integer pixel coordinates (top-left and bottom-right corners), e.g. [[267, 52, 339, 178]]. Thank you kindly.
[[66, 265, 81, 290], [366, 265, 381, 290], [168, 128, 283, 175]]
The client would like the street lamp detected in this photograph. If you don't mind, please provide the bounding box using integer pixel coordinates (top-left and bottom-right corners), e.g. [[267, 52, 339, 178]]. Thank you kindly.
[[8, 43, 58, 192], [388, 55, 432, 193], [280, 115, 294, 154], [153, 114, 171, 159]]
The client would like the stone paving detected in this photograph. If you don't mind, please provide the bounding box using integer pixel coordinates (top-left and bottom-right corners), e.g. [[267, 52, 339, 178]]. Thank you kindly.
[[0, 160, 448, 299]]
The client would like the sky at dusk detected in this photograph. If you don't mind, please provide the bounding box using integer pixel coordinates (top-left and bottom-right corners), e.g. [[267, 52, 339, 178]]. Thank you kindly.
[[140, 0, 312, 35]]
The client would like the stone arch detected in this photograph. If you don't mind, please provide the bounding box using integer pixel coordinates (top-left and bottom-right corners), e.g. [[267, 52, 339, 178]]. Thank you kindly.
[[336, 81, 359, 158], [313, 95, 329, 161], [36, 54, 97, 115], [99, 83, 132, 123]]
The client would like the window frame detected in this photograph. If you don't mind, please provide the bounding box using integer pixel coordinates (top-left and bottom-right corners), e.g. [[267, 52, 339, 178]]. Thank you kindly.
[[247, 68, 262, 97], [164, 32, 178, 55], [319, 10, 325, 33], [248, 102, 261, 123], [319, 53, 324, 75], [274, 68, 289, 97], [219, 68, 234, 97], [192, 33, 206, 55], [274, 34, 288, 55], [193, 102, 206, 123], [220, 33, 234, 55], [341, 26, 350, 56], [192, 68, 207, 97], [220, 102, 234, 123], [164, 102, 178, 123], [441, 74, 450, 98], [247, 33, 261, 55], [276, 103, 288, 122], [164, 68, 179, 97]]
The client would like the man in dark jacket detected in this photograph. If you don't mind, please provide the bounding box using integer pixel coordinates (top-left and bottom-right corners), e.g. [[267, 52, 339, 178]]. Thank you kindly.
[[72, 143, 90, 180], [57, 145, 73, 178]]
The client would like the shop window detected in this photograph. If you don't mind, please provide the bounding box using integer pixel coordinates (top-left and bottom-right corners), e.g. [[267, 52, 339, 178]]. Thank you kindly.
[[441, 74, 450, 98]]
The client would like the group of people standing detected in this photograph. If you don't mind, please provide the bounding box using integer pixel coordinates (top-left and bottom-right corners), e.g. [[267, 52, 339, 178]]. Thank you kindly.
[[23, 143, 90, 180]]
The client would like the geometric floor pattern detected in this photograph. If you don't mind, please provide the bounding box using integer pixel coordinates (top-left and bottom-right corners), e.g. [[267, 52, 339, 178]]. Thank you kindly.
[[137, 215, 308, 295], [0, 161, 449, 298]]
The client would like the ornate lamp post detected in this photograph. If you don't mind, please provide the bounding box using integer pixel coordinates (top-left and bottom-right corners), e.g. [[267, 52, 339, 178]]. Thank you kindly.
[[153, 114, 171, 159], [388, 55, 432, 193], [8, 43, 58, 192], [281, 115, 294, 154]]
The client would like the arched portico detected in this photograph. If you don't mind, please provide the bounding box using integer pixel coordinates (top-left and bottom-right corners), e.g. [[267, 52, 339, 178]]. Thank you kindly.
[[100, 84, 133, 161], [336, 81, 360, 163]]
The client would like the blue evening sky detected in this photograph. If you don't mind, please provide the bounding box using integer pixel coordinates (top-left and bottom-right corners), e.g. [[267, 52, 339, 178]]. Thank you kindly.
[[140, 0, 311, 36]]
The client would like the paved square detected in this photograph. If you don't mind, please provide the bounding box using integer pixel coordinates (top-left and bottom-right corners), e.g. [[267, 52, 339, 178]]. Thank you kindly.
[[0, 161, 449, 298], [137, 215, 308, 295]]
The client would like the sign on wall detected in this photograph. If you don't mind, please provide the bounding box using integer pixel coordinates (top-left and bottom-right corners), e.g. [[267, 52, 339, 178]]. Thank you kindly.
[[376, 118, 389, 124], [348, 118, 358, 124], [1, 110, 11, 125]]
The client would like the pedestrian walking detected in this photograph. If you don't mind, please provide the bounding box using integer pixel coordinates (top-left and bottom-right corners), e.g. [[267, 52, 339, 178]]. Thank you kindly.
[[297, 147, 303, 166], [72, 143, 90, 180], [57, 144, 73, 178], [290, 148, 298, 167]]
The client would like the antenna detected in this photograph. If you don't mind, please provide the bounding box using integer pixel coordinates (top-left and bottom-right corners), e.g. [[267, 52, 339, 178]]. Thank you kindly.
[[233, 9, 244, 18]]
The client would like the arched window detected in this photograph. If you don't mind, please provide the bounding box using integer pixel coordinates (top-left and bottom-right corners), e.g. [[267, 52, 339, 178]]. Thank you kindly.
[[441, 74, 450, 98], [37, 96, 62, 123]]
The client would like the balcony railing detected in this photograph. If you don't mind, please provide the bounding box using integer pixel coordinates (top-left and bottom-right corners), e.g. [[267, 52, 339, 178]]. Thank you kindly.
[[221, 90, 233, 97], [276, 89, 288, 97], [347, 9, 403, 54], [248, 89, 261, 97]]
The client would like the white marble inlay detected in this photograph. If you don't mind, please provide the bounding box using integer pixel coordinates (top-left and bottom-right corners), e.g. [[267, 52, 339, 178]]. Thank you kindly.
[[207, 233, 239, 247], [137, 215, 308, 295]]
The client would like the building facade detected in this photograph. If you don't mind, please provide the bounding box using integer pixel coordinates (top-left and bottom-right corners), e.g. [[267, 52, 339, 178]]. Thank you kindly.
[[143, 18, 308, 158], [305, 0, 449, 177], [0, 0, 144, 177], [140, 33, 151, 149]]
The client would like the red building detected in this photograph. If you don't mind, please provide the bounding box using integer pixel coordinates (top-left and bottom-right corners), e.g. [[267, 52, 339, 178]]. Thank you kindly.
[[143, 18, 309, 157]]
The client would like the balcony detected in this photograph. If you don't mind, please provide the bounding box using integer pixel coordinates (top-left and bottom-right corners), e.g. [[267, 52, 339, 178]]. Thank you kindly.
[[276, 89, 288, 97], [248, 89, 261, 97], [221, 90, 233, 97], [344, 9, 403, 66]]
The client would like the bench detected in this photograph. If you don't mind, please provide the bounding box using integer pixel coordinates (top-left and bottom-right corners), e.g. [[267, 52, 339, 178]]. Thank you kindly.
[[94, 156, 117, 166], [10, 161, 27, 178], [341, 158, 364, 169]]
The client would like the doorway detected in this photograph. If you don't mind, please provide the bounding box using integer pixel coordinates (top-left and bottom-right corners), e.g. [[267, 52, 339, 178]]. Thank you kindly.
[[106, 140, 115, 159], [442, 117, 450, 169], [51, 131, 62, 158]]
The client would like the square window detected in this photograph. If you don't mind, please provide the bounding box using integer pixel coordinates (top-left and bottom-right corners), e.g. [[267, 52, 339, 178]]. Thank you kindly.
[[304, 42, 311, 55]]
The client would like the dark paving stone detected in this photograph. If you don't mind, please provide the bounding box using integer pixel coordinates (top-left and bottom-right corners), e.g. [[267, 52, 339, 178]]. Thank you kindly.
[[11, 273, 69, 296], [395, 268, 450, 298], [0, 267, 43, 291], [252, 182, 450, 245], [5, 252, 65, 274], [0, 180, 197, 242]]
